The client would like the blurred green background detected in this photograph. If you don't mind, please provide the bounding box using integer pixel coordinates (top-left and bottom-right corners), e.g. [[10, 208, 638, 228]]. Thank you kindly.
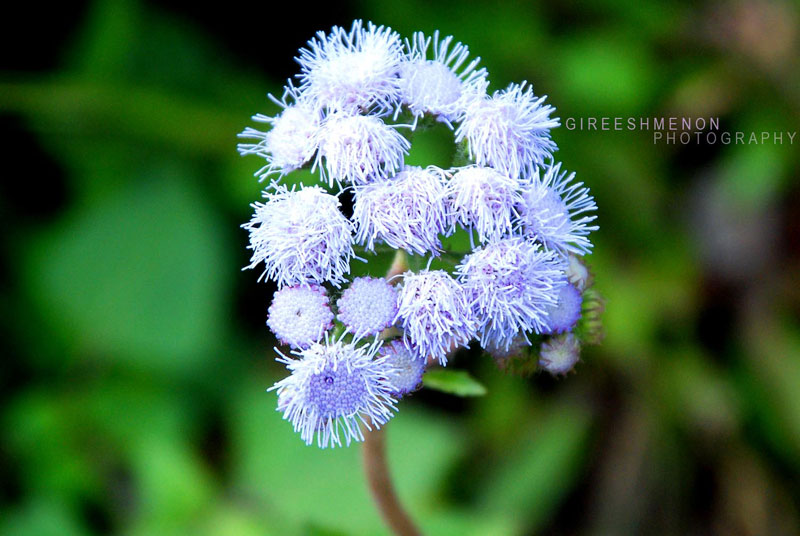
[[2, 0, 799, 534]]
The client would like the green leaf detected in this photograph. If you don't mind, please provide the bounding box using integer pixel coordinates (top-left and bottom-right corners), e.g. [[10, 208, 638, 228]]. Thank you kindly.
[[23, 168, 229, 373], [423, 369, 488, 397], [348, 248, 395, 279], [403, 121, 455, 168]]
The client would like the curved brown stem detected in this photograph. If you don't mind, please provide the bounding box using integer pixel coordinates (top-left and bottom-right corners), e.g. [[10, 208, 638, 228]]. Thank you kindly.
[[361, 250, 421, 536], [362, 426, 421, 536]]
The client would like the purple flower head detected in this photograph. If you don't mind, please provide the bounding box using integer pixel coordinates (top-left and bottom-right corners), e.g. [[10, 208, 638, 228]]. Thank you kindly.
[[457, 237, 564, 351], [539, 333, 580, 376], [379, 339, 426, 397], [541, 282, 582, 335], [237, 83, 320, 182], [518, 162, 598, 256], [446, 166, 522, 243], [397, 30, 488, 127], [243, 185, 354, 288], [297, 20, 404, 115], [267, 285, 334, 348], [270, 336, 397, 448], [315, 113, 410, 187], [337, 276, 399, 338], [455, 82, 559, 179], [395, 269, 476, 365], [352, 166, 450, 256]]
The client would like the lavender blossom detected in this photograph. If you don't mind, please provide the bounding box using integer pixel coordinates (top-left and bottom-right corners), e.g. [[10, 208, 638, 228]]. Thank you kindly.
[[297, 20, 404, 115], [315, 113, 410, 187], [541, 282, 582, 334], [236, 20, 603, 450], [243, 186, 354, 288], [267, 285, 334, 348], [518, 162, 598, 255], [337, 277, 399, 338], [397, 30, 488, 127], [271, 336, 397, 448], [446, 166, 522, 243], [352, 166, 450, 255], [379, 339, 426, 397], [237, 83, 320, 181], [457, 237, 564, 350], [455, 82, 559, 179], [395, 269, 476, 365]]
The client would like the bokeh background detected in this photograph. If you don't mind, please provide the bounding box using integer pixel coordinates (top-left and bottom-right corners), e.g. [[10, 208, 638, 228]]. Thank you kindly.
[[2, 0, 800, 534]]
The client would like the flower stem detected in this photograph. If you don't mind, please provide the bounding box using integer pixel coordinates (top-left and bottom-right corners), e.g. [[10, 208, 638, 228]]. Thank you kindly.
[[386, 249, 408, 279], [361, 249, 421, 536], [362, 426, 421, 536]]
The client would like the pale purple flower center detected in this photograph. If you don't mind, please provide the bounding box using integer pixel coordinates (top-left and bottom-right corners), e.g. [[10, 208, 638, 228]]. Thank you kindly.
[[308, 365, 369, 419]]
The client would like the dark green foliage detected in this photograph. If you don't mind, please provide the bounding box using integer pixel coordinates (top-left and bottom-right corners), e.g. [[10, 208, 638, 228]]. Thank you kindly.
[[2, 0, 799, 534]]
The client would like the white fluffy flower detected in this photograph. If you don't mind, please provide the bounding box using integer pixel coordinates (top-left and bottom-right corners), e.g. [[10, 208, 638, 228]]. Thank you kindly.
[[297, 20, 404, 115], [455, 82, 559, 179], [243, 186, 354, 288], [352, 166, 450, 255], [397, 30, 487, 127], [518, 162, 598, 255], [395, 269, 476, 365], [237, 84, 320, 181], [446, 166, 522, 243], [457, 237, 564, 350], [315, 113, 410, 187]]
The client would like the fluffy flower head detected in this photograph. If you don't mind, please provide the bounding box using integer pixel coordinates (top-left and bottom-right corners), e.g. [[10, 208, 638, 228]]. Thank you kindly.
[[271, 337, 397, 448], [518, 162, 598, 255], [352, 166, 450, 255], [542, 282, 582, 334], [315, 113, 410, 187], [380, 339, 426, 397], [395, 269, 476, 364], [457, 237, 564, 350], [456, 82, 559, 179], [237, 84, 320, 181], [243, 186, 354, 288], [337, 277, 399, 338], [267, 285, 334, 348], [297, 20, 403, 114], [398, 31, 487, 126], [446, 166, 522, 243]]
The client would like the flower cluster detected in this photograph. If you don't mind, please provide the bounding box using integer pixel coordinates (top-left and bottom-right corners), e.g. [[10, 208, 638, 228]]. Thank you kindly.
[[239, 20, 601, 448]]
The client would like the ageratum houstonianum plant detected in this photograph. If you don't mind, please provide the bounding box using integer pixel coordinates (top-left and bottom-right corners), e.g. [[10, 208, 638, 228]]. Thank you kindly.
[[238, 19, 604, 533]]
